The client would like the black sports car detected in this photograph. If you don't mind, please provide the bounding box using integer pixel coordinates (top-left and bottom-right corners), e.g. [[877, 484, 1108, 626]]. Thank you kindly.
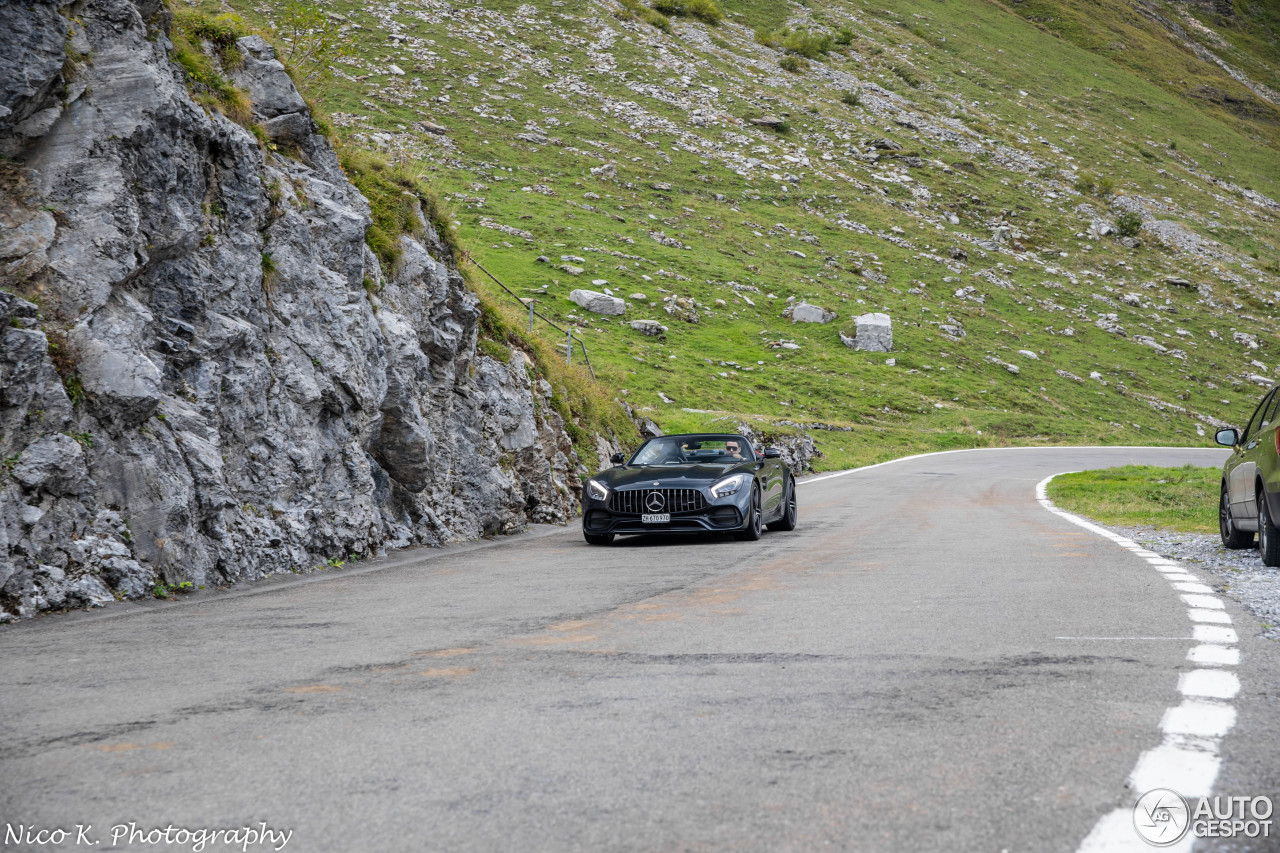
[[581, 433, 798, 545]]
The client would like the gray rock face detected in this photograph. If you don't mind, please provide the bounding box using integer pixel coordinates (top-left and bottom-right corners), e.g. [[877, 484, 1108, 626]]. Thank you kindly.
[[733, 422, 819, 473], [76, 338, 163, 428], [853, 313, 894, 352], [0, 0, 584, 619], [0, 1, 68, 149], [11, 435, 93, 497], [570, 289, 626, 315]]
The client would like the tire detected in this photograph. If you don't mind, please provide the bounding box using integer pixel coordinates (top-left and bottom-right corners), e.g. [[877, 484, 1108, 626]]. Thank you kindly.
[[1220, 484, 1253, 550], [1259, 488, 1280, 567], [767, 477, 798, 532], [584, 531, 614, 546], [735, 483, 764, 541]]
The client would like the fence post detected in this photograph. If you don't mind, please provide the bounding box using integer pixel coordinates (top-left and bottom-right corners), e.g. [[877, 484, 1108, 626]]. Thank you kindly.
[[528, 299, 535, 334], [566, 329, 573, 364]]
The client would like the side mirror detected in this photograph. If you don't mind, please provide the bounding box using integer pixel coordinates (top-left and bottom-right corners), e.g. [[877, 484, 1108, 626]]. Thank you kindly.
[[1215, 428, 1239, 447], [610, 452, 626, 465], [763, 447, 783, 459]]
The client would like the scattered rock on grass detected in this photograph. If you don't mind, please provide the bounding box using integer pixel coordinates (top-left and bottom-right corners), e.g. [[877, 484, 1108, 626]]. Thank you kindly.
[[630, 319, 666, 336], [787, 302, 835, 324]]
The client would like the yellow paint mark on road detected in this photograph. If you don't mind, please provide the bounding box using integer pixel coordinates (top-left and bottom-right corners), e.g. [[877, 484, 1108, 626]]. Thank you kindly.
[[414, 647, 476, 658], [511, 632, 599, 646], [637, 612, 683, 623], [94, 742, 175, 753], [418, 667, 476, 677], [547, 619, 595, 632]]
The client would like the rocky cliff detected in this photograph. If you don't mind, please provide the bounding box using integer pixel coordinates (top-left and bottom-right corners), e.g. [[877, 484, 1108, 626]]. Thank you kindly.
[[0, 0, 587, 619]]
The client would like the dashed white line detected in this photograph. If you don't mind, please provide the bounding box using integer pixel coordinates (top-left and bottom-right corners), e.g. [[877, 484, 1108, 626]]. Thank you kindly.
[[1188, 608, 1233, 624], [1188, 645, 1239, 666], [1128, 745, 1222, 799], [796, 444, 1215, 487], [1192, 625, 1238, 644], [1179, 670, 1240, 700], [1161, 701, 1238, 738]]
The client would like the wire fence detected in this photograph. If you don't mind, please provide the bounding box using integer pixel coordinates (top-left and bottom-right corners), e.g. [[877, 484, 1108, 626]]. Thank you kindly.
[[464, 252, 596, 379]]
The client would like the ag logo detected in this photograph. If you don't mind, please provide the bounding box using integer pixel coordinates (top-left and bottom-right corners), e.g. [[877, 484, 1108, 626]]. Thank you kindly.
[[645, 491, 666, 512], [1133, 788, 1191, 846]]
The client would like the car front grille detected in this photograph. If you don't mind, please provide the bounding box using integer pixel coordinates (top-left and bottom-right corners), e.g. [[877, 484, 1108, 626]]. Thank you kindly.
[[609, 488, 707, 515]]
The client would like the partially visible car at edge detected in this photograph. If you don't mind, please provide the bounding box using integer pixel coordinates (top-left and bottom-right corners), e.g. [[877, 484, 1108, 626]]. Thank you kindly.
[[580, 433, 798, 545], [1215, 383, 1280, 566]]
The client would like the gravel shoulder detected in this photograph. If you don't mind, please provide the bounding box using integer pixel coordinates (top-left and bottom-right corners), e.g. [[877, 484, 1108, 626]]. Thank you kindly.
[[1108, 523, 1280, 641]]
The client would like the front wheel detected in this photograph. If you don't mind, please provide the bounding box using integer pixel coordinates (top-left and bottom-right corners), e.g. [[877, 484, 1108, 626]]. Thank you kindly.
[[767, 477, 798, 531], [1220, 484, 1253, 549], [1259, 490, 1280, 567], [735, 483, 764, 541], [584, 531, 615, 546]]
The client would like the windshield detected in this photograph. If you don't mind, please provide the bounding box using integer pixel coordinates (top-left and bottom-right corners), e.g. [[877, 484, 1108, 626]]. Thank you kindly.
[[629, 435, 755, 465]]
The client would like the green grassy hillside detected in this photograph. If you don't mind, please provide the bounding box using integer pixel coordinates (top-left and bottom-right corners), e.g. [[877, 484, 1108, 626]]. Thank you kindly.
[[192, 0, 1280, 468]]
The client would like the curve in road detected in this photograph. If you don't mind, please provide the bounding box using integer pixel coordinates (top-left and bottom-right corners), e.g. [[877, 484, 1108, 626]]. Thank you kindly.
[[4, 445, 1277, 853]]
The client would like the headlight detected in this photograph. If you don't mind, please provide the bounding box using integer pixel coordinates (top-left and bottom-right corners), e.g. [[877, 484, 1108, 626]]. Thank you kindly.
[[586, 479, 609, 501], [711, 473, 749, 498]]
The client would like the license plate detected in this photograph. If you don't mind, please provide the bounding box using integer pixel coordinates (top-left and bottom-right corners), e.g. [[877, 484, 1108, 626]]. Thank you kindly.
[[641, 513, 670, 524]]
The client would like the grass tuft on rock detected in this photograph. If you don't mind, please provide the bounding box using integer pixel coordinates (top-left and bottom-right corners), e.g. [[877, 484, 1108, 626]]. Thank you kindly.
[[171, 9, 254, 126], [337, 148, 446, 268]]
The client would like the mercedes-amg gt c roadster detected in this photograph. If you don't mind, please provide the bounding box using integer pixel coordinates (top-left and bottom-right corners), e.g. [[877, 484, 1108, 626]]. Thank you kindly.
[[580, 433, 798, 545]]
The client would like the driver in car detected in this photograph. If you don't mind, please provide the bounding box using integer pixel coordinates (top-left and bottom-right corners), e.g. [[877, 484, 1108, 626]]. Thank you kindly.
[[725, 440, 745, 460]]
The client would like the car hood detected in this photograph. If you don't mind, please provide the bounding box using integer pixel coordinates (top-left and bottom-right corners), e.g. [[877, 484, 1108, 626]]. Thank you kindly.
[[594, 463, 756, 490]]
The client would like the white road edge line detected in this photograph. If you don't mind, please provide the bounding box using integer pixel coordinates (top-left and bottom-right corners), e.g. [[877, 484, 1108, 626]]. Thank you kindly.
[[795, 444, 1216, 487], [1032, 473, 1241, 853]]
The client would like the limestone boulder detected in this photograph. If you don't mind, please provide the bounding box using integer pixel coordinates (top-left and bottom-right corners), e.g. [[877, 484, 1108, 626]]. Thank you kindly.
[[570, 289, 626, 315], [853, 313, 893, 352]]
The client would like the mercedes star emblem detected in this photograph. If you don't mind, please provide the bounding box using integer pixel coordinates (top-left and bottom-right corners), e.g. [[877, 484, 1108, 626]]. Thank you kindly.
[[645, 491, 666, 512]]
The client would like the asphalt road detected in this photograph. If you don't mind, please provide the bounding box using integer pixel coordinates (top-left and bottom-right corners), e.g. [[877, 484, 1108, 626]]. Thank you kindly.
[[3, 446, 1279, 852]]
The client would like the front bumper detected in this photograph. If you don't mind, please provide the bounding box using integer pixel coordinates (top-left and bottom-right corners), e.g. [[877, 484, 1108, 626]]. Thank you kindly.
[[582, 486, 749, 536]]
